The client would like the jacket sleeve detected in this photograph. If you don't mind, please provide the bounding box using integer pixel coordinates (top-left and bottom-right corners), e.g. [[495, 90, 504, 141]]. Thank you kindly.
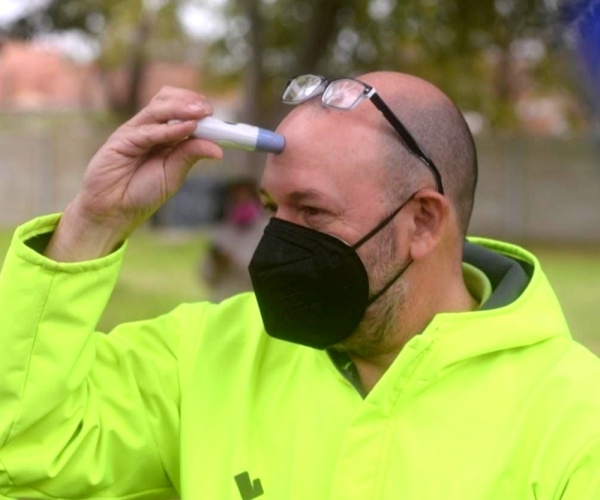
[[559, 435, 600, 499], [0, 215, 182, 500]]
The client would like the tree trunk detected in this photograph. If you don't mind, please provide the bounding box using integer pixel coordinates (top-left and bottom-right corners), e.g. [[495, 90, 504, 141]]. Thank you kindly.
[[237, 0, 266, 179], [105, 14, 153, 119]]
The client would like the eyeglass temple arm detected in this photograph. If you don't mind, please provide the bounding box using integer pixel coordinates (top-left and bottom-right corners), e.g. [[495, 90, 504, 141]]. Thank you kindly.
[[369, 93, 444, 195]]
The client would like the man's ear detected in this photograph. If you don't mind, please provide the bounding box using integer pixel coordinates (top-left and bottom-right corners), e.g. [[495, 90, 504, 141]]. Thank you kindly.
[[407, 189, 449, 261]]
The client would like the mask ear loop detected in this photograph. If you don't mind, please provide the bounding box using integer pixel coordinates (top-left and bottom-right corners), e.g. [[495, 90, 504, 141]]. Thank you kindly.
[[351, 192, 417, 251], [350, 192, 418, 306], [366, 259, 414, 305]]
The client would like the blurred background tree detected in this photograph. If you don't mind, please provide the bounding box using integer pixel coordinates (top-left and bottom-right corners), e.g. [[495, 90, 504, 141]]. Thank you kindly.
[[203, 0, 581, 133], [3, 0, 582, 129], [4, 0, 195, 117]]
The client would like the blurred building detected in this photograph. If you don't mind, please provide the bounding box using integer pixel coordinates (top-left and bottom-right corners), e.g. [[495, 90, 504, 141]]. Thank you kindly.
[[0, 40, 105, 109], [0, 39, 202, 111]]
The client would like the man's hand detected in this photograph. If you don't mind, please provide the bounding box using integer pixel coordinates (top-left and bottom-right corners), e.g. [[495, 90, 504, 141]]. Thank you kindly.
[[45, 87, 223, 262]]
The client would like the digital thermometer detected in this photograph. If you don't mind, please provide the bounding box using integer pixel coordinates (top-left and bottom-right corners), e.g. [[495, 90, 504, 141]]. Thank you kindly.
[[192, 116, 285, 154]]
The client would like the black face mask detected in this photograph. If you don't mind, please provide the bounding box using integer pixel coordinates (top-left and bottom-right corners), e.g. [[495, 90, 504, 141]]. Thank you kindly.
[[248, 195, 415, 349]]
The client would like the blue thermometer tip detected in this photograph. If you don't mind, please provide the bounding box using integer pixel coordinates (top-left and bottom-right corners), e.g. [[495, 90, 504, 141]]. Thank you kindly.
[[257, 128, 286, 153]]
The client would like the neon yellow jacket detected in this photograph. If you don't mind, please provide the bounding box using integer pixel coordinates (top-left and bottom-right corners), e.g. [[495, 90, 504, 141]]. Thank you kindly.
[[1, 214, 600, 500]]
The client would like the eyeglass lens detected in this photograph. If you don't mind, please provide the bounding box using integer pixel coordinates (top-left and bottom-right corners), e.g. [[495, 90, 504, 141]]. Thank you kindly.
[[322, 80, 367, 110], [283, 75, 367, 110], [282, 75, 324, 103]]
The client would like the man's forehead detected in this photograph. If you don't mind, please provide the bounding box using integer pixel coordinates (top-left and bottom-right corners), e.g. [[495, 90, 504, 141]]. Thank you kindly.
[[261, 93, 391, 205], [260, 155, 385, 216]]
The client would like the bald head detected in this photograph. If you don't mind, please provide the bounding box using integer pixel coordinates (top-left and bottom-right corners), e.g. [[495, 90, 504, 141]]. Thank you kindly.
[[269, 71, 477, 239], [357, 72, 478, 237]]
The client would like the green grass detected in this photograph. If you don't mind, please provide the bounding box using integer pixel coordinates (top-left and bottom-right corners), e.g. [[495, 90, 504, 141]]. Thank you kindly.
[[0, 227, 599, 354]]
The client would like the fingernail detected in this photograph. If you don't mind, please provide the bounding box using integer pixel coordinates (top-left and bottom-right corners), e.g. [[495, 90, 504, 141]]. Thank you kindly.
[[188, 101, 212, 114]]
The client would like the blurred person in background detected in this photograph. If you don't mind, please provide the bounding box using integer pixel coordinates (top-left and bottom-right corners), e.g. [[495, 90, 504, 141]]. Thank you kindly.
[[1, 73, 600, 500], [200, 178, 267, 302]]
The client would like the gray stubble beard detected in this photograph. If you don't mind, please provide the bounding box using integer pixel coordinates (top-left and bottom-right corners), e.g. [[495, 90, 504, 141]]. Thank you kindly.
[[331, 224, 409, 358]]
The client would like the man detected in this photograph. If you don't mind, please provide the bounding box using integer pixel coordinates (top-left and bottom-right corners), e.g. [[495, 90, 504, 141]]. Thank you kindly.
[[1, 72, 599, 499]]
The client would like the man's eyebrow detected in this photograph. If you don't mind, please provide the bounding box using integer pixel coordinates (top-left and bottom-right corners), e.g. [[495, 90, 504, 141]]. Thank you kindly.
[[288, 189, 328, 203], [258, 187, 327, 204]]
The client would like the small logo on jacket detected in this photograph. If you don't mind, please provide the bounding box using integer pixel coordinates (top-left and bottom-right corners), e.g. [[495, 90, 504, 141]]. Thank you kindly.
[[234, 471, 264, 499]]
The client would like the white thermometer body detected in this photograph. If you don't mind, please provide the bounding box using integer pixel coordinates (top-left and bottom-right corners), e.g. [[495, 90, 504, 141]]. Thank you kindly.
[[193, 117, 285, 154]]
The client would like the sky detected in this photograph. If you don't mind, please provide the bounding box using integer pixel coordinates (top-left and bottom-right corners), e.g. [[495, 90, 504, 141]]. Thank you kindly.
[[0, 0, 98, 62], [0, 0, 49, 26], [0, 0, 24, 24]]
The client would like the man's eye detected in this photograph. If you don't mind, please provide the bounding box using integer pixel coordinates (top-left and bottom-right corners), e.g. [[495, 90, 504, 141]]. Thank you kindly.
[[300, 206, 326, 218]]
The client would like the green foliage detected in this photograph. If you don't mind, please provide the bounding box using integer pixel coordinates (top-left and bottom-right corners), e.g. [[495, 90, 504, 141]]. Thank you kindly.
[[3, 0, 581, 130], [199, 0, 578, 129]]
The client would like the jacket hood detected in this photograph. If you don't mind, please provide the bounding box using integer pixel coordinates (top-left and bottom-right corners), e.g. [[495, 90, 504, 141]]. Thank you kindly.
[[409, 237, 571, 374]]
